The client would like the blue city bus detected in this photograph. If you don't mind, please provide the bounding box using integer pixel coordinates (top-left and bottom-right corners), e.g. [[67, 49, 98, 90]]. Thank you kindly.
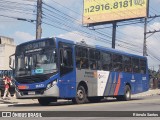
[[10, 37, 149, 105]]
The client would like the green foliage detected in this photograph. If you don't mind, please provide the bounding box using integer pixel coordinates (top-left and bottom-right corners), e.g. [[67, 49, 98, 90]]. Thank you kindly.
[[149, 69, 160, 79]]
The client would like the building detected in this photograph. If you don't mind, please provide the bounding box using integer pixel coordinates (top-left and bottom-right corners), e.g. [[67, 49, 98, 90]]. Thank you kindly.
[[0, 36, 16, 70]]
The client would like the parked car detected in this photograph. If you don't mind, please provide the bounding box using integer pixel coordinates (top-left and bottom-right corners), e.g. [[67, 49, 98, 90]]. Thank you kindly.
[[0, 77, 15, 97]]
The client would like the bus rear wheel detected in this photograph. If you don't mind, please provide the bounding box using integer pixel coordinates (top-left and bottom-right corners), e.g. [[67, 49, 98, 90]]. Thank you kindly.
[[72, 85, 87, 104], [38, 97, 57, 106], [124, 85, 131, 101], [116, 85, 131, 101]]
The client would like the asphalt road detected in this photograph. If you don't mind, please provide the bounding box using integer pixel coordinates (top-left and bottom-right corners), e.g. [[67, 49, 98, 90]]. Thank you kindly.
[[0, 95, 160, 120], [0, 95, 160, 111]]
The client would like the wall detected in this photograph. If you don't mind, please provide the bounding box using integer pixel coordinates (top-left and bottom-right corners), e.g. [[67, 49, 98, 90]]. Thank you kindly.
[[0, 36, 16, 70]]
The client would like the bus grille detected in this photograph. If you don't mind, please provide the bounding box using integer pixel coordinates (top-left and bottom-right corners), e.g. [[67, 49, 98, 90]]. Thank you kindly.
[[20, 89, 45, 95], [15, 73, 53, 84]]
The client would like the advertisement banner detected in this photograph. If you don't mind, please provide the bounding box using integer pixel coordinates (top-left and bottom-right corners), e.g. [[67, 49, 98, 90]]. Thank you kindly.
[[83, 0, 148, 24]]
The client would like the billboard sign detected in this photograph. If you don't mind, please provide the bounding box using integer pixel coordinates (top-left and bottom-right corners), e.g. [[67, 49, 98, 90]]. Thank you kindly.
[[83, 0, 149, 24]]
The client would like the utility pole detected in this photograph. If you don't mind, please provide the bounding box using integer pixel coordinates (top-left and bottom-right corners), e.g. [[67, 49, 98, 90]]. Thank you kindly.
[[143, 15, 160, 56], [112, 22, 117, 49], [143, 18, 147, 56], [36, 0, 42, 39]]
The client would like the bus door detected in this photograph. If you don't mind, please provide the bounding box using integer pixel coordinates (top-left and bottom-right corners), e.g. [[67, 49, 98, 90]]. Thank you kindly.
[[58, 42, 76, 98]]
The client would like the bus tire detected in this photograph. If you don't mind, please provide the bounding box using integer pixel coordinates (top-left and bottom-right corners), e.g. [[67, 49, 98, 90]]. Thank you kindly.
[[38, 97, 57, 106], [72, 85, 87, 104], [123, 85, 131, 101]]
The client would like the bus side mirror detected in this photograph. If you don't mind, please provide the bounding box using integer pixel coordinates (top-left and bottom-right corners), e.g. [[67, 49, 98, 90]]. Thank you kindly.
[[9, 57, 12, 66], [9, 54, 15, 70]]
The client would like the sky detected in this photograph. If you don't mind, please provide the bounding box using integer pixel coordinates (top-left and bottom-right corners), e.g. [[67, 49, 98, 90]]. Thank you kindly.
[[0, 0, 160, 70]]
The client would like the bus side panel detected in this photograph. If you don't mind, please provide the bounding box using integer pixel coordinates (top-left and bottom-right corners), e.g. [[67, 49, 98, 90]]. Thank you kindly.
[[76, 70, 134, 97], [116, 73, 148, 95], [76, 69, 97, 97], [75, 70, 149, 97], [134, 73, 149, 94], [103, 72, 118, 96], [103, 72, 131, 97], [103, 72, 137, 96], [117, 73, 135, 95], [97, 71, 110, 96], [76, 70, 119, 97]]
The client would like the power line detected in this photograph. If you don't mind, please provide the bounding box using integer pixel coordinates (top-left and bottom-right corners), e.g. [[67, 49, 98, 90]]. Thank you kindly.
[[0, 0, 148, 54], [0, 14, 36, 22], [42, 1, 144, 53], [0, 0, 36, 6]]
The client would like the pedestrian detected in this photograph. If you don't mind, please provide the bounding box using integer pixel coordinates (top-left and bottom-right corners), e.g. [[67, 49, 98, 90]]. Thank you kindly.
[[2, 75, 12, 99]]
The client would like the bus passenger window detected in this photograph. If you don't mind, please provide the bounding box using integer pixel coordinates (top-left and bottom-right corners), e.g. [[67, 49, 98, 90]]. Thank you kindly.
[[101, 52, 112, 71], [140, 59, 146, 74], [123, 56, 132, 73], [76, 58, 81, 68], [89, 49, 101, 70], [113, 63, 122, 72], [124, 65, 131, 72], [89, 60, 97, 70], [76, 46, 89, 69], [132, 58, 140, 73], [81, 59, 88, 69], [112, 54, 122, 72]]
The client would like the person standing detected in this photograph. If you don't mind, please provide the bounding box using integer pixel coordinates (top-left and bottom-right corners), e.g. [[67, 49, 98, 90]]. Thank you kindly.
[[2, 75, 11, 99]]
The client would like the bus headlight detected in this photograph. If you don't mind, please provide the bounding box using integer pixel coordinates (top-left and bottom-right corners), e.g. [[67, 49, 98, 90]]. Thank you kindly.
[[46, 79, 57, 90], [52, 79, 57, 85], [46, 83, 52, 90]]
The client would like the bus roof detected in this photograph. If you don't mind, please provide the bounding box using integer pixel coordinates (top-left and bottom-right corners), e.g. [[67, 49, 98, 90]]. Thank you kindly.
[[55, 37, 146, 59], [95, 45, 145, 59], [16, 37, 53, 47], [17, 37, 146, 59]]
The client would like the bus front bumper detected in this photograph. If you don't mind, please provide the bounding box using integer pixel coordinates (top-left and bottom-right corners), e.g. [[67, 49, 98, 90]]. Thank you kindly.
[[15, 85, 59, 99]]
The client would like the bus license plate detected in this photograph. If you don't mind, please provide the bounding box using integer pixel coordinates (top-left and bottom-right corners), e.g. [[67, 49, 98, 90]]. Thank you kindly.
[[28, 91, 35, 95]]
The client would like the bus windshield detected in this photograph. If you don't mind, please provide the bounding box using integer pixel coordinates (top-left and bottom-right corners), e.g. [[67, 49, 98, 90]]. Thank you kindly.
[[16, 49, 57, 77], [15, 39, 57, 77]]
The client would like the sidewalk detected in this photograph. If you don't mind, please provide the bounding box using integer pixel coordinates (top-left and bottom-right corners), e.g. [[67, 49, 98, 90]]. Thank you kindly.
[[132, 89, 160, 98], [0, 97, 38, 107], [0, 89, 159, 107]]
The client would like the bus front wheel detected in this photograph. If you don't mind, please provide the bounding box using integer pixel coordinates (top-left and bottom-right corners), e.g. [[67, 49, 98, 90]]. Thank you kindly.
[[72, 85, 87, 104], [38, 97, 57, 106]]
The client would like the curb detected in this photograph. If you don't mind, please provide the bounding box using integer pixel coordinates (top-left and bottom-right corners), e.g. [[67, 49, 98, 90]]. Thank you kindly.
[[132, 89, 160, 98], [0, 104, 13, 107]]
